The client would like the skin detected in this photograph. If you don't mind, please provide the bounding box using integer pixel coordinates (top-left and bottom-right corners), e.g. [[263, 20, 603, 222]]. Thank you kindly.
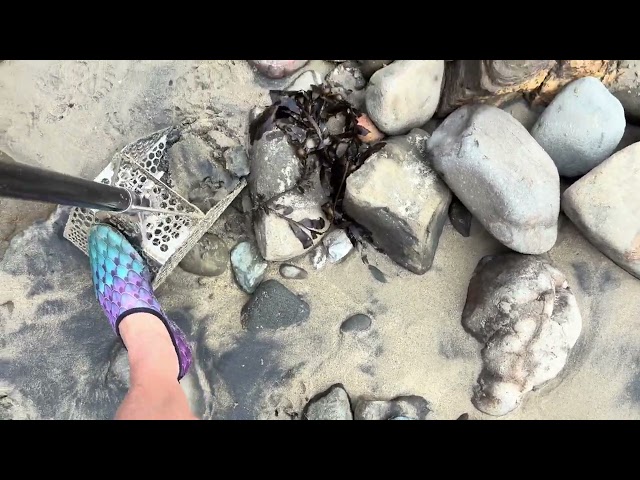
[[115, 312, 198, 420]]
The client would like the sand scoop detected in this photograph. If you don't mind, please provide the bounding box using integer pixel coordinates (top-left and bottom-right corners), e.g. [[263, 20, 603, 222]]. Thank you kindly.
[[0, 125, 245, 288]]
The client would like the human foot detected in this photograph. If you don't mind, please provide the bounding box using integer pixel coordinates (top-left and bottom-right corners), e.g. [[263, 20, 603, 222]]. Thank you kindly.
[[88, 224, 192, 380]]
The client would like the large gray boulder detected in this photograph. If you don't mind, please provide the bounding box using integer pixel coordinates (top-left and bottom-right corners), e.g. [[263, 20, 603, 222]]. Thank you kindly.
[[365, 61, 444, 135], [530, 77, 625, 177], [344, 128, 452, 274], [562, 143, 640, 279], [427, 104, 560, 254], [462, 254, 582, 416]]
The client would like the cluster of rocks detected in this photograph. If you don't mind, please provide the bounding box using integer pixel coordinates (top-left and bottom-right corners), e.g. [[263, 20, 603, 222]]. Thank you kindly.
[[302, 384, 433, 420], [176, 60, 639, 418]]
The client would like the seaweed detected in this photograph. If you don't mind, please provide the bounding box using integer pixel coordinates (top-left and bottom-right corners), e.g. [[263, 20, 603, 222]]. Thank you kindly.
[[249, 83, 386, 244]]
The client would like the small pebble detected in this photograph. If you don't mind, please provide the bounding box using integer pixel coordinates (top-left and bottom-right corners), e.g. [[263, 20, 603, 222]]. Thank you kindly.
[[449, 199, 472, 237], [311, 245, 327, 269], [230, 241, 268, 293], [279, 263, 308, 280], [323, 229, 354, 264], [179, 233, 229, 277], [357, 114, 385, 143], [340, 314, 372, 333], [368, 265, 388, 283]]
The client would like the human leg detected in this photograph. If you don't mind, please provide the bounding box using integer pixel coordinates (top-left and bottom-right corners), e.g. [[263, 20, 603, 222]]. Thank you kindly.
[[87, 224, 196, 420]]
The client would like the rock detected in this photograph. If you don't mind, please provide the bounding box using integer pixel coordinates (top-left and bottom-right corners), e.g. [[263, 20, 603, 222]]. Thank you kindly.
[[421, 118, 442, 135], [223, 146, 250, 178], [323, 229, 353, 264], [285, 70, 323, 92], [367, 265, 387, 283], [0, 150, 16, 163], [279, 263, 308, 280], [325, 62, 367, 109], [353, 395, 431, 420], [609, 60, 640, 122], [249, 60, 308, 79], [311, 245, 327, 269], [615, 124, 640, 153], [254, 187, 330, 262], [428, 104, 560, 254], [230, 241, 268, 293], [340, 314, 372, 333], [303, 384, 353, 420], [248, 129, 302, 202], [188, 168, 240, 212], [462, 254, 582, 416], [241, 279, 310, 332], [439, 60, 555, 116], [438, 60, 618, 116], [448, 198, 472, 237], [326, 62, 366, 91], [366, 61, 444, 135], [562, 143, 640, 278], [534, 60, 618, 106], [500, 96, 543, 130], [249, 106, 265, 123], [356, 114, 384, 143], [530, 77, 625, 177], [179, 233, 229, 276], [344, 128, 451, 274], [356, 60, 393, 79]]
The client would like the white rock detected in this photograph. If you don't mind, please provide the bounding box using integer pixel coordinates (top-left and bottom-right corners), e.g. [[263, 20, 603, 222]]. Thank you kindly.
[[323, 229, 353, 264], [365, 60, 444, 135]]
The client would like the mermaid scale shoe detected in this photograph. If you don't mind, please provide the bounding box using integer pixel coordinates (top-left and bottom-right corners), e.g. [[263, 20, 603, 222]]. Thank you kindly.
[[88, 224, 192, 380]]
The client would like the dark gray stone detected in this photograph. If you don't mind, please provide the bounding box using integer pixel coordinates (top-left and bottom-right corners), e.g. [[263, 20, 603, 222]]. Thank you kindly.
[[344, 128, 451, 274], [230, 241, 267, 293], [562, 143, 640, 279], [354, 395, 431, 420], [366, 61, 444, 135], [179, 233, 229, 277], [530, 77, 625, 177], [367, 265, 387, 283], [340, 314, 372, 333], [463, 254, 582, 416], [279, 263, 308, 280], [303, 384, 353, 420], [241, 280, 310, 332], [428, 104, 560, 254], [448, 198, 472, 237], [224, 146, 250, 178]]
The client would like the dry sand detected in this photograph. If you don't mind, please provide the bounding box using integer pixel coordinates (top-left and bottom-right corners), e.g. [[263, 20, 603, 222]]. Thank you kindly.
[[1, 60, 639, 419]]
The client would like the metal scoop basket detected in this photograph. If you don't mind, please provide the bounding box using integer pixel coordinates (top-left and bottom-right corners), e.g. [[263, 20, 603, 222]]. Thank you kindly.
[[63, 126, 245, 288]]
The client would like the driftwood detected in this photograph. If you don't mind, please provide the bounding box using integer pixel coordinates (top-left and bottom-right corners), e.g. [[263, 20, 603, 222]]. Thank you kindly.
[[437, 60, 620, 117]]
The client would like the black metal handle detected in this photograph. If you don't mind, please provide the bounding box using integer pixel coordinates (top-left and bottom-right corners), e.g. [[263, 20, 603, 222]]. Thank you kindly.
[[0, 157, 132, 212]]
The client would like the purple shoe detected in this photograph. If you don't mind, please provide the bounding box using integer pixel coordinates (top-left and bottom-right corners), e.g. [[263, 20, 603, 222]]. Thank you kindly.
[[88, 224, 192, 380]]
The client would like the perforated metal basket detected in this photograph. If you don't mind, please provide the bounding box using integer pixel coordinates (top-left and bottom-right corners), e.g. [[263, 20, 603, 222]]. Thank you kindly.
[[63, 126, 245, 288]]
